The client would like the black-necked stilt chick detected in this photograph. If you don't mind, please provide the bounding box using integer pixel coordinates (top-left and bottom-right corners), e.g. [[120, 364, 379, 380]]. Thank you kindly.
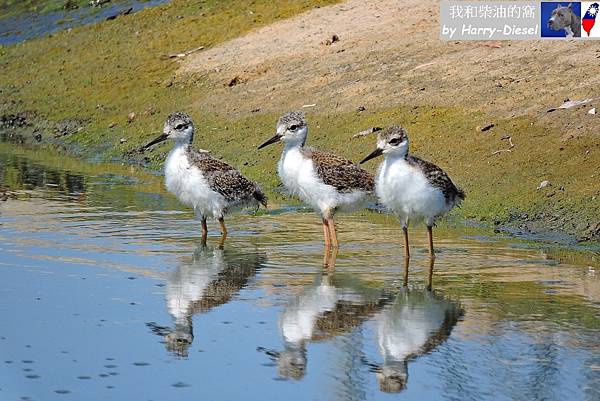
[[360, 126, 464, 258], [258, 111, 374, 248], [144, 112, 267, 244]]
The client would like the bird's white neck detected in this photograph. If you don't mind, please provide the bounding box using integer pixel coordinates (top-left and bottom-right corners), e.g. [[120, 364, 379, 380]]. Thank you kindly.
[[170, 141, 189, 155], [283, 138, 305, 152], [384, 151, 408, 163]]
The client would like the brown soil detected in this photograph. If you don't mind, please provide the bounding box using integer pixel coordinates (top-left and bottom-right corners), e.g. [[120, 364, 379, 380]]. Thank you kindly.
[[180, 0, 600, 136]]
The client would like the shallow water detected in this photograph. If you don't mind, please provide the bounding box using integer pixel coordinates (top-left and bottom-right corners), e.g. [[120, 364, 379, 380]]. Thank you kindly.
[[0, 145, 599, 401], [0, 0, 168, 46]]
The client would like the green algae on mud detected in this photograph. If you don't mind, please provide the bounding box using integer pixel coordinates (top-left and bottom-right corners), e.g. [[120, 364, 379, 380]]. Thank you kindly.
[[0, 0, 340, 124], [4, 101, 599, 244], [0, 0, 341, 186], [0, 0, 598, 243]]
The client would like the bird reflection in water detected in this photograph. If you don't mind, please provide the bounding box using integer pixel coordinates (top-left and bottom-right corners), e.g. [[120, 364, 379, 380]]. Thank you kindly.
[[368, 258, 463, 393], [260, 249, 391, 379], [147, 243, 265, 357]]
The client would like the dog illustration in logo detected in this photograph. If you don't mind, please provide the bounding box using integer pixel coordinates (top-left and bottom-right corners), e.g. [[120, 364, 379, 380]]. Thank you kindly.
[[548, 3, 581, 37]]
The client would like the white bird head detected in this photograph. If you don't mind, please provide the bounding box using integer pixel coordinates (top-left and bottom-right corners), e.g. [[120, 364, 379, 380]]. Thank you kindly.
[[360, 125, 409, 164], [144, 112, 195, 149], [258, 111, 308, 149]]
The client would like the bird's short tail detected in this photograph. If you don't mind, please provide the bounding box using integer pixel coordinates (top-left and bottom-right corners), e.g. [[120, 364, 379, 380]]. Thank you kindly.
[[455, 188, 466, 206], [254, 189, 268, 208]]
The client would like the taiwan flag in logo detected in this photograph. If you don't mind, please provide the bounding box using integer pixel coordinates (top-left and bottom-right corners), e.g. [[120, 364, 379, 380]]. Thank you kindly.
[[582, 2, 599, 36]]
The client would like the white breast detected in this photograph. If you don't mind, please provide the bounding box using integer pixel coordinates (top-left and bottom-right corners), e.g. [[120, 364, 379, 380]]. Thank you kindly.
[[278, 147, 370, 216], [376, 158, 448, 226], [164, 146, 226, 219]]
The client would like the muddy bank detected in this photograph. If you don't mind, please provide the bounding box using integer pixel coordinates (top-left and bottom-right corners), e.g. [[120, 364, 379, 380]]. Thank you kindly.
[[0, 0, 598, 246], [0, 110, 87, 145], [1, 108, 598, 248]]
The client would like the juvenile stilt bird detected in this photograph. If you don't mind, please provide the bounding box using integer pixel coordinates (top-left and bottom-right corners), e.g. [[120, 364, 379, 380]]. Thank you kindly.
[[360, 126, 464, 258], [259, 112, 374, 247], [145, 112, 267, 244]]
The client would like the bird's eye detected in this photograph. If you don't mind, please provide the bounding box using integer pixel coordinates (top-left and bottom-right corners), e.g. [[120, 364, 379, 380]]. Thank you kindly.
[[289, 125, 297, 131], [389, 137, 401, 145], [175, 124, 186, 130]]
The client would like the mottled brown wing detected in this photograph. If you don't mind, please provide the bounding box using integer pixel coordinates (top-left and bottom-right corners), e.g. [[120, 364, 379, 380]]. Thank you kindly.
[[210, 169, 263, 202], [187, 149, 235, 175], [306, 148, 375, 193], [407, 155, 465, 203], [188, 148, 267, 206]]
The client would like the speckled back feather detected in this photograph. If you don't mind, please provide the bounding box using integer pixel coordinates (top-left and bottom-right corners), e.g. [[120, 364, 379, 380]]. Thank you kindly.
[[406, 155, 464, 206], [301, 147, 375, 193], [186, 147, 267, 207]]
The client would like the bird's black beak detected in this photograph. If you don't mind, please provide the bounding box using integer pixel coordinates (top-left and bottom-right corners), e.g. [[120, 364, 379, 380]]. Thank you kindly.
[[258, 134, 282, 149], [360, 148, 383, 164], [143, 133, 168, 150]]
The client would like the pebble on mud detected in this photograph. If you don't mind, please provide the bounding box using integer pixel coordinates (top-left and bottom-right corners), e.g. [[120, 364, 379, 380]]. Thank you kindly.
[[537, 180, 550, 190], [352, 126, 382, 139], [90, 0, 111, 7], [0, 113, 31, 129], [64, 0, 79, 10], [588, 107, 596, 115], [227, 76, 245, 87], [322, 34, 340, 45], [477, 123, 495, 132]]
